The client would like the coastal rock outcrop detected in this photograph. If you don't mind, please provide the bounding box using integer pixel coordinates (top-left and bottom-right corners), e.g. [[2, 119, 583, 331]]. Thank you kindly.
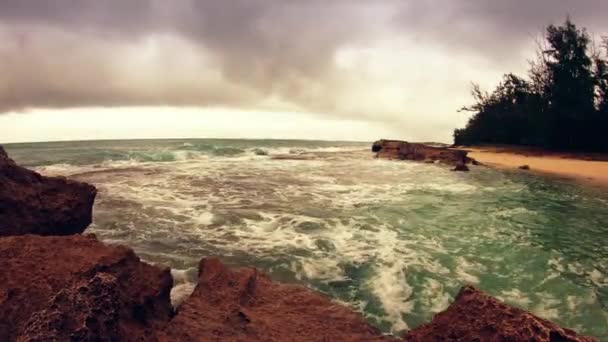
[[404, 285, 596, 342], [0, 146, 97, 236], [372, 140, 473, 170], [159, 258, 395, 342], [0, 234, 173, 341]]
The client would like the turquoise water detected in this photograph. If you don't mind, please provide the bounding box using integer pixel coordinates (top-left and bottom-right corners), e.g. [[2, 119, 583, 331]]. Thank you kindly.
[[5, 139, 608, 338]]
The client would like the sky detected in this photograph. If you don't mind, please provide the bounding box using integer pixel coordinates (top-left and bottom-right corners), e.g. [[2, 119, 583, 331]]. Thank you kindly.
[[0, 1, 607, 143]]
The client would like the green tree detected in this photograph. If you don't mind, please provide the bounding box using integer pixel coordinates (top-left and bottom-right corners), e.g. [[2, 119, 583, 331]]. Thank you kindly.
[[544, 18, 596, 149], [454, 18, 608, 152]]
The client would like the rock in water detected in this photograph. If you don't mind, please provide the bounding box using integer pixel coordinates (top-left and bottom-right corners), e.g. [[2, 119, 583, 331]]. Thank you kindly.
[[0, 234, 173, 341], [0, 146, 97, 236], [159, 258, 396, 342], [451, 162, 470, 172], [372, 140, 473, 170], [404, 285, 597, 342]]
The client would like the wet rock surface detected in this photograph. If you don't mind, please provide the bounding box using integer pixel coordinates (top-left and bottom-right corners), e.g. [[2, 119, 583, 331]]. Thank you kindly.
[[404, 285, 597, 342], [159, 258, 396, 342], [0, 146, 97, 237], [372, 140, 473, 169], [0, 234, 173, 341]]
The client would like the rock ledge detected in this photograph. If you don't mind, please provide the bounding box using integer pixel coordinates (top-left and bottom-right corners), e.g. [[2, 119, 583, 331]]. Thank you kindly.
[[0, 234, 173, 341], [405, 285, 597, 342], [0, 146, 97, 236], [159, 257, 395, 341], [372, 140, 474, 171]]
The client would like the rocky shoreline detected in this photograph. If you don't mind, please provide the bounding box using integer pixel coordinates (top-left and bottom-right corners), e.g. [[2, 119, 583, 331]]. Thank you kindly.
[[0, 146, 597, 341]]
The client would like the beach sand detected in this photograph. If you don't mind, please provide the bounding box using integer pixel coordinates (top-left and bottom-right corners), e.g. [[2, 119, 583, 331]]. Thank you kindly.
[[463, 146, 608, 188]]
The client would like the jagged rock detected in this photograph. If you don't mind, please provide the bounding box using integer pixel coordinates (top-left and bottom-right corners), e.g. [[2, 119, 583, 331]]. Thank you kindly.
[[159, 258, 395, 342], [372, 140, 471, 170], [22, 272, 121, 341], [404, 285, 597, 342], [0, 146, 97, 236], [0, 234, 173, 341]]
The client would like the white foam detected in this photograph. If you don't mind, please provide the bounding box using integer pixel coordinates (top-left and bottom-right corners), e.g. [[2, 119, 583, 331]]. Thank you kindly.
[[566, 295, 581, 311], [454, 256, 482, 284], [493, 207, 538, 218], [170, 282, 196, 308], [421, 278, 450, 313], [299, 259, 346, 282], [35, 163, 98, 177], [422, 182, 477, 193], [533, 292, 562, 320], [498, 289, 532, 308], [368, 261, 412, 332], [171, 267, 198, 284], [194, 211, 215, 226], [589, 268, 607, 287]]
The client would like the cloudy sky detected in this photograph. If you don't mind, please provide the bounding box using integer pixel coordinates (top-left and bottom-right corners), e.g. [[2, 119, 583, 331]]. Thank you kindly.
[[1, 1, 606, 143]]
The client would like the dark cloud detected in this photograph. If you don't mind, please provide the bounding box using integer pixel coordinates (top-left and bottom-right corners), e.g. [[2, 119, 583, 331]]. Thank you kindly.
[[0, 0, 391, 115], [0, 0, 160, 35], [396, 0, 608, 60], [0, 0, 606, 124]]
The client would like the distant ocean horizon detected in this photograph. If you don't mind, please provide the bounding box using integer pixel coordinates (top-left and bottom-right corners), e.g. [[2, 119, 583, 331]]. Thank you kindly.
[[5, 138, 608, 338], [2, 137, 374, 147]]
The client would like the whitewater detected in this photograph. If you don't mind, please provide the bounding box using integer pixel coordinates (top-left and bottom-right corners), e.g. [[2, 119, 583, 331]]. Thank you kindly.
[[5, 139, 608, 338]]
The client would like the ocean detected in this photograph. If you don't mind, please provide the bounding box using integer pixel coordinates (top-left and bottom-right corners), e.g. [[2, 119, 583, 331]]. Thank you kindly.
[[4, 139, 608, 338]]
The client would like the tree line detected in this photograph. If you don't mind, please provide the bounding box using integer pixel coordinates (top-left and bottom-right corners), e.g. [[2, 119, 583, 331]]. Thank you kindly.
[[454, 18, 608, 152]]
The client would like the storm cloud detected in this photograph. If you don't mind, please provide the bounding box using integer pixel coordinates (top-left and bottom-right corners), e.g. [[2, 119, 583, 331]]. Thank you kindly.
[[0, 0, 606, 138]]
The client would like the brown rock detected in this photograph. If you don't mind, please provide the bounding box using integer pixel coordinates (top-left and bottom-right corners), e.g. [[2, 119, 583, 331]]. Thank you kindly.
[[160, 258, 396, 342], [519, 164, 531, 170], [372, 140, 469, 167], [0, 146, 97, 237], [404, 285, 596, 342], [0, 234, 173, 341], [451, 162, 470, 172], [21, 272, 122, 341]]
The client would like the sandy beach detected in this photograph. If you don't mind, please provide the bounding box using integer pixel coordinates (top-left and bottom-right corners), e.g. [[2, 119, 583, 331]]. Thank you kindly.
[[464, 146, 608, 187]]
